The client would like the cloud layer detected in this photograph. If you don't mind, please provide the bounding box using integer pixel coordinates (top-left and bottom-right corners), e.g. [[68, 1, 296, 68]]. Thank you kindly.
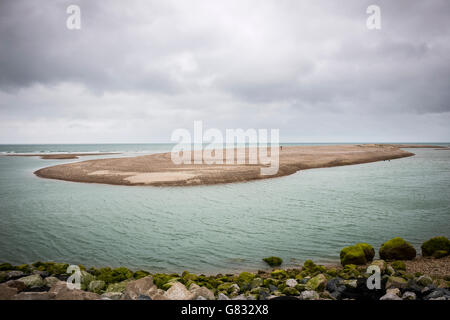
[[0, 0, 449, 143]]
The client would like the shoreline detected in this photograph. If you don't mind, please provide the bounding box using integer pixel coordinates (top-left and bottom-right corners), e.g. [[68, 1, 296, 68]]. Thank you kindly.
[[33, 144, 420, 186]]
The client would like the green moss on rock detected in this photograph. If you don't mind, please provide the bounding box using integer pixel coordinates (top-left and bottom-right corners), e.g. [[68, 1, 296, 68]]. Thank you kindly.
[[262, 256, 283, 267], [340, 243, 375, 266], [391, 261, 406, 271], [133, 270, 150, 280], [282, 287, 299, 296], [97, 267, 133, 284], [0, 263, 13, 271], [379, 237, 416, 261], [421, 236, 450, 257], [271, 269, 288, 280]]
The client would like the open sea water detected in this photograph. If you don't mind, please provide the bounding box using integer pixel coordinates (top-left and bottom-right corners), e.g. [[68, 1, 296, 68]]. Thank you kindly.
[[0, 143, 449, 273]]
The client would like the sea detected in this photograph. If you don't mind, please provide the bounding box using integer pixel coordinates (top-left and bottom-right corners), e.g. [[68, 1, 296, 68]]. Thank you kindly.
[[0, 143, 449, 274]]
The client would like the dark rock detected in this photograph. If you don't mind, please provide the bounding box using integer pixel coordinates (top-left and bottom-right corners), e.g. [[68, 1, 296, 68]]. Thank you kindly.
[[137, 294, 151, 300], [326, 277, 342, 293], [33, 270, 50, 278], [268, 284, 278, 292], [340, 278, 386, 301], [6, 271, 25, 280]]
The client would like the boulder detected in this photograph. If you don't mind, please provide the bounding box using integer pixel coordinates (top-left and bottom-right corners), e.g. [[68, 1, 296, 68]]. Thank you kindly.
[[380, 288, 402, 300], [49, 281, 100, 300], [370, 260, 387, 274], [391, 261, 406, 271], [340, 243, 375, 266], [190, 286, 215, 300], [80, 271, 96, 290], [165, 282, 194, 300], [262, 256, 283, 267], [121, 276, 156, 300], [421, 236, 450, 257], [416, 275, 433, 287], [385, 276, 408, 289], [402, 291, 416, 300], [0, 283, 18, 300], [379, 237, 416, 260], [306, 274, 327, 291], [285, 279, 297, 288], [218, 292, 230, 300], [300, 290, 319, 300], [6, 271, 25, 280], [105, 280, 131, 293], [17, 274, 44, 288], [88, 280, 106, 294], [44, 276, 60, 288]]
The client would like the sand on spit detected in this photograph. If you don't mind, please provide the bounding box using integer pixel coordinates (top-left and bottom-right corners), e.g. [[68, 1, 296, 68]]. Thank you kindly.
[[32, 144, 424, 187]]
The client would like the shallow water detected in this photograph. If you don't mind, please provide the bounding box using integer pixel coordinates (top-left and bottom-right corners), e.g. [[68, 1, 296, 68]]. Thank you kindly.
[[0, 144, 449, 273]]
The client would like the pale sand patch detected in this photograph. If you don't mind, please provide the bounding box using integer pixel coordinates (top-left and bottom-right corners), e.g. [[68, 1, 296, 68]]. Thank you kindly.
[[88, 170, 131, 176], [124, 172, 197, 184]]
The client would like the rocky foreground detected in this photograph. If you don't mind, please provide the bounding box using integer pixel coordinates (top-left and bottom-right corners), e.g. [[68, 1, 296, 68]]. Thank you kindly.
[[1, 236, 449, 301]]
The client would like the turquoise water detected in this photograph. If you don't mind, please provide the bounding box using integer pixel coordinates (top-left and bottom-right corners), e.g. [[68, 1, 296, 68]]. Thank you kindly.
[[0, 144, 449, 274]]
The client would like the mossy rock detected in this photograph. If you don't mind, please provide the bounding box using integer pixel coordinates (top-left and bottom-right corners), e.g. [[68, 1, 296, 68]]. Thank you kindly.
[[432, 250, 449, 259], [340, 243, 375, 266], [153, 273, 178, 289], [15, 264, 31, 273], [133, 270, 150, 280], [271, 269, 288, 280], [282, 287, 299, 296], [181, 271, 198, 282], [262, 256, 283, 267], [421, 236, 450, 257], [391, 261, 406, 271], [302, 260, 327, 275], [0, 263, 13, 271], [80, 271, 96, 290], [105, 280, 131, 293], [306, 274, 327, 292], [379, 237, 416, 261], [263, 278, 279, 287], [88, 280, 106, 294], [32, 262, 69, 275], [97, 267, 133, 284], [236, 272, 255, 289], [0, 271, 6, 283], [326, 268, 338, 277]]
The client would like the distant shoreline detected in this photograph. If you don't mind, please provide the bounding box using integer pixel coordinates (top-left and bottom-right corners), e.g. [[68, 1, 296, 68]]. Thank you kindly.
[[30, 144, 433, 186]]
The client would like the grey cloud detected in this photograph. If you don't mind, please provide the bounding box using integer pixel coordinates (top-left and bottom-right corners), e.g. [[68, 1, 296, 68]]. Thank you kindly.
[[0, 0, 449, 143]]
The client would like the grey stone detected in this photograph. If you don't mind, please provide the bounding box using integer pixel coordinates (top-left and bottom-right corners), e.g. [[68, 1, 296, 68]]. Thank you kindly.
[[285, 279, 297, 288], [300, 290, 319, 300], [122, 276, 156, 300], [137, 294, 151, 300], [402, 291, 416, 300], [218, 292, 230, 300]]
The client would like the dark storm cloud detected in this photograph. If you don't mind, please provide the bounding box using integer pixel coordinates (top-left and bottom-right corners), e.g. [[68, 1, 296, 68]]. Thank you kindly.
[[0, 0, 449, 143]]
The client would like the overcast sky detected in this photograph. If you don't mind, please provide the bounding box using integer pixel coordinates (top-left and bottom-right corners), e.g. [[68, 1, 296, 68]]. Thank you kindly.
[[0, 0, 449, 143]]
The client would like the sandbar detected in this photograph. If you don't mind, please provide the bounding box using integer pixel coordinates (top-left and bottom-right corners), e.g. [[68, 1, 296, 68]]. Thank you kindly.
[[33, 144, 422, 186]]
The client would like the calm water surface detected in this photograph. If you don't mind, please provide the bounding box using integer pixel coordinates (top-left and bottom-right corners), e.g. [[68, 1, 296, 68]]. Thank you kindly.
[[0, 144, 449, 273]]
